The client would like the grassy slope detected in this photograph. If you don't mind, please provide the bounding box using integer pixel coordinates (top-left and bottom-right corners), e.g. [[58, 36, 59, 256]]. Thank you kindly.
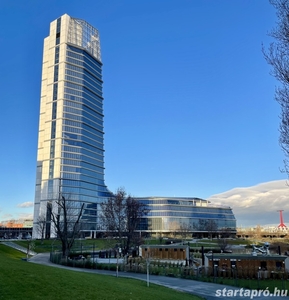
[[14, 239, 118, 253], [0, 244, 202, 300]]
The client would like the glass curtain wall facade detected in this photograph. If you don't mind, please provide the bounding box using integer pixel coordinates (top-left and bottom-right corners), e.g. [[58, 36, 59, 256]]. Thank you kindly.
[[33, 14, 111, 238], [136, 197, 236, 237]]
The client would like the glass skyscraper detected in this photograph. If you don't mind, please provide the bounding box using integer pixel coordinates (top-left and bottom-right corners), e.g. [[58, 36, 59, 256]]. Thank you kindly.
[[33, 14, 111, 238]]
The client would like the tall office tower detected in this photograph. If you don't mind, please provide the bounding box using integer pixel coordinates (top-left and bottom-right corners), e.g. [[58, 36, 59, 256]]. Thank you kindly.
[[33, 14, 111, 238]]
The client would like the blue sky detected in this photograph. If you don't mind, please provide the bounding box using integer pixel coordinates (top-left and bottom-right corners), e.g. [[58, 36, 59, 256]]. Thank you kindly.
[[0, 0, 287, 224]]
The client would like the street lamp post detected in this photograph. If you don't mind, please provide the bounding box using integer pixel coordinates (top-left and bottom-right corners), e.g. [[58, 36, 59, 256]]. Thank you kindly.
[[257, 267, 261, 289], [116, 247, 121, 277], [146, 247, 151, 287]]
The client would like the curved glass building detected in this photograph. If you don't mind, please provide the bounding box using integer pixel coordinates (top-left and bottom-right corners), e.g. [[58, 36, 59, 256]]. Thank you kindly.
[[33, 14, 112, 238], [136, 197, 236, 237]]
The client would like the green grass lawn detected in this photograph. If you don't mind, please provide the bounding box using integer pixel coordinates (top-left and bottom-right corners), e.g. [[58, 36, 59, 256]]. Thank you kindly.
[[0, 244, 202, 300], [14, 238, 117, 253]]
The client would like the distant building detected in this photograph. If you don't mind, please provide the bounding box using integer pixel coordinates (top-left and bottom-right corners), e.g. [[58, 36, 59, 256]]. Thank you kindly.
[[237, 226, 288, 239], [23, 219, 33, 228], [0, 219, 32, 228], [0, 219, 33, 239]]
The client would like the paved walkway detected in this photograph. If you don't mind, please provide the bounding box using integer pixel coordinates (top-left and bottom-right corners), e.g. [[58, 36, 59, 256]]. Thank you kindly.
[[29, 253, 288, 299], [2, 241, 37, 256]]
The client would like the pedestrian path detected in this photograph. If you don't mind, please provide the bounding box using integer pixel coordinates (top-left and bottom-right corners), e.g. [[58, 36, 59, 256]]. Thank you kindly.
[[29, 253, 287, 300], [2, 241, 37, 256]]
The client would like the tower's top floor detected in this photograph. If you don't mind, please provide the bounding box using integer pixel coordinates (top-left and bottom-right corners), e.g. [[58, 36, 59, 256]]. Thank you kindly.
[[47, 14, 101, 62]]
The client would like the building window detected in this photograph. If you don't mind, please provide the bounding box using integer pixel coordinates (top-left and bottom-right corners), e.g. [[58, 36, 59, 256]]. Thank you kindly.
[[276, 261, 282, 270]]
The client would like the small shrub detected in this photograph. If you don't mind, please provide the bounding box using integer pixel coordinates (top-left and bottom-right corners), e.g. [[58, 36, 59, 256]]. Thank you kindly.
[[110, 265, 116, 271], [85, 260, 92, 268]]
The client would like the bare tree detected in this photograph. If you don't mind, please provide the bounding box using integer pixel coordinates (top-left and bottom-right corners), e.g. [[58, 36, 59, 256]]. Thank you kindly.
[[263, 0, 289, 176], [36, 214, 46, 243], [50, 196, 84, 258], [100, 187, 148, 253], [179, 222, 192, 242], [126, 195, 148, 252], [168, 220, 180, 238], [218, 228, 232, 252], [100, 188, 127, 241], [193, 219, 218, 239], [205, 220, 218, 240]]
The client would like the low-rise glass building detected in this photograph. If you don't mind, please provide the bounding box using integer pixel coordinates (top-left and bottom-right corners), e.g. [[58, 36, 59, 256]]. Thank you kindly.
[[136, 197, 236, 237]]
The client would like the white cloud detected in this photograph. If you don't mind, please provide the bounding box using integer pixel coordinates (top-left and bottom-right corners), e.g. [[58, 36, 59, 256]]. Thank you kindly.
[[18, 213, 33, 220], [208, 180, 289, 227], [17, 202, 34, 208]]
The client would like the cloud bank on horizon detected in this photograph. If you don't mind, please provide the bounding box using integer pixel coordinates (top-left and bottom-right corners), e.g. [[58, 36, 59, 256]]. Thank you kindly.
[[208, 180, 289, 228], [0, 202, 33, 222]]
